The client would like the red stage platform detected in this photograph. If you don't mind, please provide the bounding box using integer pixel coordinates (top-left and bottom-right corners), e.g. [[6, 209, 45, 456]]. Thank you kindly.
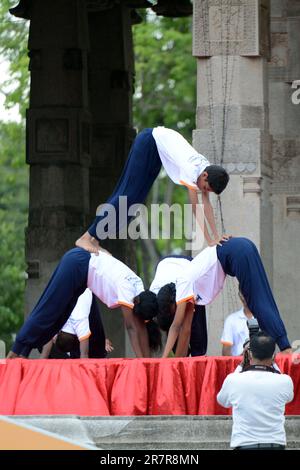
[[0, 356, 299, 416]]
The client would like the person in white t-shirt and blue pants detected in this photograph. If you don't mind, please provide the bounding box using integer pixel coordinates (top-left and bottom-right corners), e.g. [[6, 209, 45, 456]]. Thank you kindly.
[[221, 291, 254, 356], [154, 237, 291, 358], [75, 127, 230, 254], [7, 248, 162, 359], [150, 255, 207, 357]]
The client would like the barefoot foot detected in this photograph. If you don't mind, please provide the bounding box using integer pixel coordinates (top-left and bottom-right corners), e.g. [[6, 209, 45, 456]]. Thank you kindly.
[[6, 351, 19, 359], [75, 232, 100, 255]]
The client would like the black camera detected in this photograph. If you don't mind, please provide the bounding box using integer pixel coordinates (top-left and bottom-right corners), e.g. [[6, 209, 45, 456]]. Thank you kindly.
[[247, 317, 260, 338], [241, 318, 260, 370]]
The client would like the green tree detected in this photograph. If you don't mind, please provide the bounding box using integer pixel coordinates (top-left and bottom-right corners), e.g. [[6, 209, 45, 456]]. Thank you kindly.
[[0, 0, 29, 119], [133, 13, 196, 139], [0, 0, 29, 348], [0, 122, 28, 348]]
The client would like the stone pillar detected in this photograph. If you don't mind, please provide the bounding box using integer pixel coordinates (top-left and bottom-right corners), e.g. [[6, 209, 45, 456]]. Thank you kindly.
[[86, 1, 136, 357], [193, 0, 273, 354], [25, 0, 91, 320], [269, 0, 300, 348]]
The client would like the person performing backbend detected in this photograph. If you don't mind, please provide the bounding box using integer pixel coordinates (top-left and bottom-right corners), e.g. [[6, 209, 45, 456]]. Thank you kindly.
[[7, 248, 161, 359], [75, 127, 230, 254], [152, 237, 292, 358]]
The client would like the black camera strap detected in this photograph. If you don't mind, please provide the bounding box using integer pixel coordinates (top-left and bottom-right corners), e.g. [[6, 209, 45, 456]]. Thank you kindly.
[[242, 364, 280, 374]]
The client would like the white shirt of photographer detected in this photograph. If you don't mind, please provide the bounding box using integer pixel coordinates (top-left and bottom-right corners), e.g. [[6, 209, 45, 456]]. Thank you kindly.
[[217, 370, 294, 448]]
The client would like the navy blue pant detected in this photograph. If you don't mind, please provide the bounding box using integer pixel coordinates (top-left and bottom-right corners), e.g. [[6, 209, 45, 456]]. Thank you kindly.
[[12, 248, 91, 357], [162, 255, 208, 356], [86, 296, 107, 358], [88, 128, 162, 240], [216, 237, 290, 351], [190, 305, 207, 356]]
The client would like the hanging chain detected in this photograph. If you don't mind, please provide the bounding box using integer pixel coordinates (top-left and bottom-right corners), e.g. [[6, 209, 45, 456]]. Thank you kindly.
[[200, 0, 218, 164]]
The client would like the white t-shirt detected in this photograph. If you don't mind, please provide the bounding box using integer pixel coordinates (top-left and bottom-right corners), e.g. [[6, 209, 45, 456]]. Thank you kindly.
[[61, 288, 92, 341], [186, 246, 226, 305], [217, 370, 294, 448], [150, 257, 194, 304], [87, 251, 144, 309], [150, 247, 225, 307], [221, 308, 252, 356], [152, 126, 210, 191]]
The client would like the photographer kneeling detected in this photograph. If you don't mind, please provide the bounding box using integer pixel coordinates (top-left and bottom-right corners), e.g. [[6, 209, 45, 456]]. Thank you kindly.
[[217, 331, 294, 450]]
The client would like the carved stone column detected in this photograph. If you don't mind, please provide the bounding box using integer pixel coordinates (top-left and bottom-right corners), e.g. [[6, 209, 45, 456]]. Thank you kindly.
[[24, 0, 91, 324], [193, 1, 273, 354], [86, 1, 136, 357]]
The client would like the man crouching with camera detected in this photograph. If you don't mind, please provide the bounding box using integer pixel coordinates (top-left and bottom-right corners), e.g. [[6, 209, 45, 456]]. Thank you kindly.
[[217, 331, 294, 450]]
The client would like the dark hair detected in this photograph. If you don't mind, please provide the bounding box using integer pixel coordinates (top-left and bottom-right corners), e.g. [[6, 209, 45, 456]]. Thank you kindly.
[[250, 331, 276, 361], [133, 290, 162, 351], [205, 165, 229, 195], [56, 331, 78, 353], [157, 283, 176, 332], [145, 320, 162, 352]]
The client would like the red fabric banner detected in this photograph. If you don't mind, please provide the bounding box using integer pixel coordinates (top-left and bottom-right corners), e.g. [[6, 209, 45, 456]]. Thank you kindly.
[[0, 356, 299, 416]]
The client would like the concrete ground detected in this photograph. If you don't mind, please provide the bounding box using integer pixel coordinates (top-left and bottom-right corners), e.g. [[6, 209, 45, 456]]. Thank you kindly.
[[6, 415, 300, 450]]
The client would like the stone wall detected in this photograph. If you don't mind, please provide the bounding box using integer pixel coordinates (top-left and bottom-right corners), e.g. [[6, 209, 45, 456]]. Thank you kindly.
[[193, 0, 300, 354]]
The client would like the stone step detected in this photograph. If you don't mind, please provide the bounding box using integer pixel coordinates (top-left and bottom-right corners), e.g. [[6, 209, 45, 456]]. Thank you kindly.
[[7, 415, 300, 450]]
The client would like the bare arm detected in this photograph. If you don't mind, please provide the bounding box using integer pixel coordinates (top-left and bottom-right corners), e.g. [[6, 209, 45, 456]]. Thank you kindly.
[[162, 302, 187, 358], [188, 189, 213, 245], [222, 344, 232, 356], [79, 338, 89, 358], [202, 191, 219, 240], [133, 315, 150, 358], [40, 339, 54, 359], [174, 302, 194, 357], [121, 306, 144, 358]]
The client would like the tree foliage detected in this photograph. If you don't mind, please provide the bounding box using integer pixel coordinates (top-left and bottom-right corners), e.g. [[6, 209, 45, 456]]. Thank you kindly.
[[0, 122, 28, 348], [0, 0, 29, 119], [133, 12, 196, 139], [0, 1, 29, 348]]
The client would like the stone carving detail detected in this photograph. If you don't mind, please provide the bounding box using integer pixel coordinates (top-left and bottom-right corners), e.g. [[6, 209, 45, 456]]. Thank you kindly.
[[28, 49, 42, 71], [36, 119, 69, 153], [243, 176, 262, 194], [193, 0, 270, 57], [86, 0, 119, 12], [259, 0, 270, 59], [225, 162, 257, 174], [286, 196, 300, 216], [63, 49, 83, 70], [27, 260, 40, 279], [81, 122, 90, 155]]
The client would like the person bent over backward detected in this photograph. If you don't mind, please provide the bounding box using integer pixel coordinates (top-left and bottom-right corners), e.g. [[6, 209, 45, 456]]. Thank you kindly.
[[7, 248, 161, 359], [152, 237, 291, 358]]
